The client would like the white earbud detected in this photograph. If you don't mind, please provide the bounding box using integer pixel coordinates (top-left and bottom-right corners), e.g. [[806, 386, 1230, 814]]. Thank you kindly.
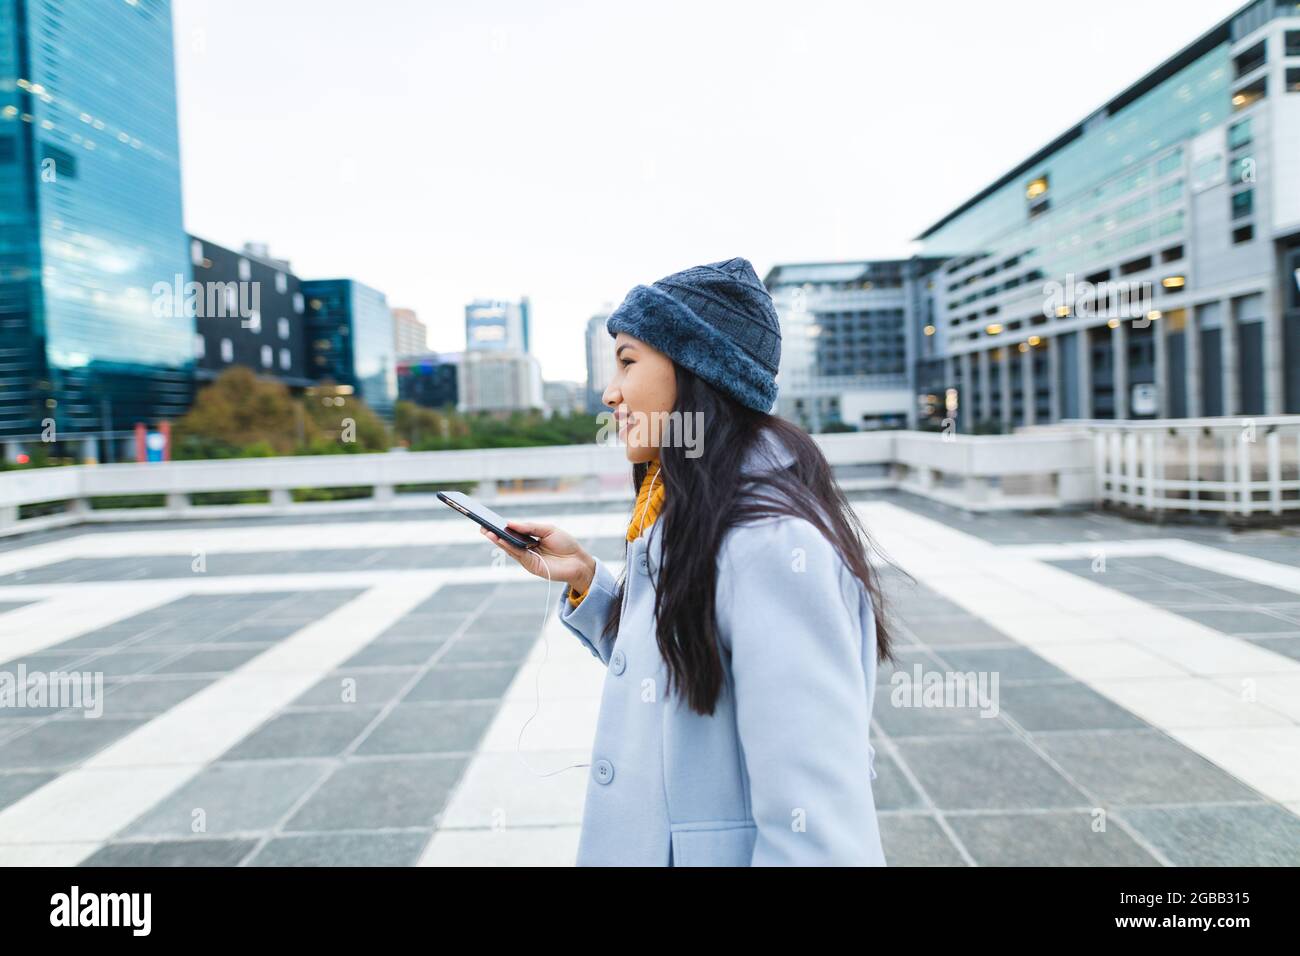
[[635, 464, 660, 531]]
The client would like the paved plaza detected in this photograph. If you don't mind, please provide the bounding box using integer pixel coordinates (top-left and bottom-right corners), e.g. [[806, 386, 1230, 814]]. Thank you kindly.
[[0, 493, 1297, 866]]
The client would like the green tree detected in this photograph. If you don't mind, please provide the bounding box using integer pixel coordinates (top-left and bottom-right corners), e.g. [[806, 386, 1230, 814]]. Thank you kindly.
[[300, 381, 391, 453], [172, 367, 321, 459], [392, 401, 470, 448]]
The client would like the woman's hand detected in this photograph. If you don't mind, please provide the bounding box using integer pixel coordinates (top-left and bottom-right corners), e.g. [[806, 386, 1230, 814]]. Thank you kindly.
[[480, 519, 596, 594]]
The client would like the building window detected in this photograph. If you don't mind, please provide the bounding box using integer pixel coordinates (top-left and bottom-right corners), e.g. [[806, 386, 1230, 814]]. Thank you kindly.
[[1232, 78, 1266, 110], [293, 292, 304, 314], [1288, 68, 1300, 93], [1232, 224, 1254, 244], [194, 333, 205, 358], [1028, 198, 1050, 219], [220, 338, 233, 363], [1232, 189, 1254, 220], [1233, 40, 1266, 79], [278, 317, 290, 339], [1161, 245, 1184, 263], [275, 271, 287, 294], [1155, 148, 1183, 177], [261, 345, 273, 368], [1025, 175, 1049, 200], [1231, 155, 1255, 184], [1120, 255, 1153, 276], [238, 258, 251, 281], [279, 348, 291, 371], [1192, 154, 1222, 188], [1228, 117, 1252, 149], [190, 239, 203, 266], [1287, 30, 1300, 57]]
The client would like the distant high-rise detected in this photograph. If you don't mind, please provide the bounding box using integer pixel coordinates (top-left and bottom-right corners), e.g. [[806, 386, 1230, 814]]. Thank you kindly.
[[764, 260, 943, 431], [466, 298, 529, 353], [302, 279, 397, 420], [0, 0, 193, 450], [392, 307, 428, 358], [584, 310, 615, 414], [543, 379, 584, 418], [459, 350, 543, 414]]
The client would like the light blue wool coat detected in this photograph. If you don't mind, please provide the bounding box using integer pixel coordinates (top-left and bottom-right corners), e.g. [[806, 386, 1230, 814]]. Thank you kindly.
[[556, 428, 886, 866]]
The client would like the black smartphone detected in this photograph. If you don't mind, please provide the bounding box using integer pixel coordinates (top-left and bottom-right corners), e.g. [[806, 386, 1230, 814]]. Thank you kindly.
[[436, 491, 541, 549]]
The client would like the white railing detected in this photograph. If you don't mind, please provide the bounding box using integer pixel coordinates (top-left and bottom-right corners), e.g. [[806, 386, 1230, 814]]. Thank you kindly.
[[1067, 416, 1300, 518], [7, 418, 1297, 534], [0, 429, 1104, 535]]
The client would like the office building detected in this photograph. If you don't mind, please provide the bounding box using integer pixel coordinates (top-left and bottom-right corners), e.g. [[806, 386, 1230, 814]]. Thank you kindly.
[[917, 0, 1300, 429], [584, 310, 616, 414], [459, 349, 543, 414], [392, 307, 428, 357], [543, 379, 585, 417], [302, 278, 397, 420], [764, 259, 943, 431], [0, 0, 192, 454], [397, 351, 459, 410], [466, 297, 530, 353], [188, 235, 311, 388]]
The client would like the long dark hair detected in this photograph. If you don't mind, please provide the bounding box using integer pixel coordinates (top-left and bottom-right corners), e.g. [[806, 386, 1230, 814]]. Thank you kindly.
[[602, 364, 898, 716]]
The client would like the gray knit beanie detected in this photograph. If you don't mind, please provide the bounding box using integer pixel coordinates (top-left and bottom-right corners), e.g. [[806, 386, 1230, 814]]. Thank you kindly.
[[605, 256, 782, 413]]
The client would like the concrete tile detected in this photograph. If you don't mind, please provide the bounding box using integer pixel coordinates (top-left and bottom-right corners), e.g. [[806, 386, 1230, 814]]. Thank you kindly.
[[419, 825, 580, 866], [80, 838, 258, 866], [1034, 730, 1263, 805], [119, 760, 329, 837], [1120, 804, 1300, 866], [893, 736, 1088, 811], [248, 831, 431, 866], [877, 814, 968, 866], [282, 756, 466, 831], [223, 709, 381, 760], [356, 702, 498, 756]]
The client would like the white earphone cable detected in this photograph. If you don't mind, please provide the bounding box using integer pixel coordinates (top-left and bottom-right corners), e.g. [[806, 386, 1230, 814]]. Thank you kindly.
[[514, 549, 590, 777], [513, 462, 659, 778]]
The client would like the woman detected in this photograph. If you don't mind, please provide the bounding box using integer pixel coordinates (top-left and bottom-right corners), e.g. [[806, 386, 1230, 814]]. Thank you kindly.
[[481, 256, 894, 866]]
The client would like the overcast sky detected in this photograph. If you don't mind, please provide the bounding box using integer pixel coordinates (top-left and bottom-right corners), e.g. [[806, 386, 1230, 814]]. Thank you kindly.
[[173, 0, 1244, 383]]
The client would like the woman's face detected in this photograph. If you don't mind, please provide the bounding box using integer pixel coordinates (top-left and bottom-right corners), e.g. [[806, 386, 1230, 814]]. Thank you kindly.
[[602, 332, 677, 463]]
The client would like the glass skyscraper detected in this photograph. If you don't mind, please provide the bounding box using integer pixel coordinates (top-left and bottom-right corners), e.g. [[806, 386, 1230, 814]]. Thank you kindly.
[[302, 278, 397, 420], [0, 0, 193, 448]]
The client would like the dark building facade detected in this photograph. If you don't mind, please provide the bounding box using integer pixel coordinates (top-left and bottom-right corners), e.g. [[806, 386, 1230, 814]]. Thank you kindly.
[[397, 353, 459, 410], [302, 278, 397, 420], [188, 236, 312, 388]]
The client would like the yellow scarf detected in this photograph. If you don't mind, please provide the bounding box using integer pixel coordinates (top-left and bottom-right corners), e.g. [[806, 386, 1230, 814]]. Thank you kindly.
[[626, 459, 665, 542], [569, 460, 663, 607]]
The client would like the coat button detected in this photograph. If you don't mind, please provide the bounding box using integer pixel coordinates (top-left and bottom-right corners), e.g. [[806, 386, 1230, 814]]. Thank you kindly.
[[637, 553, 654, 575], [610, 650, 626, 675], [593, 759, 614, 784]]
